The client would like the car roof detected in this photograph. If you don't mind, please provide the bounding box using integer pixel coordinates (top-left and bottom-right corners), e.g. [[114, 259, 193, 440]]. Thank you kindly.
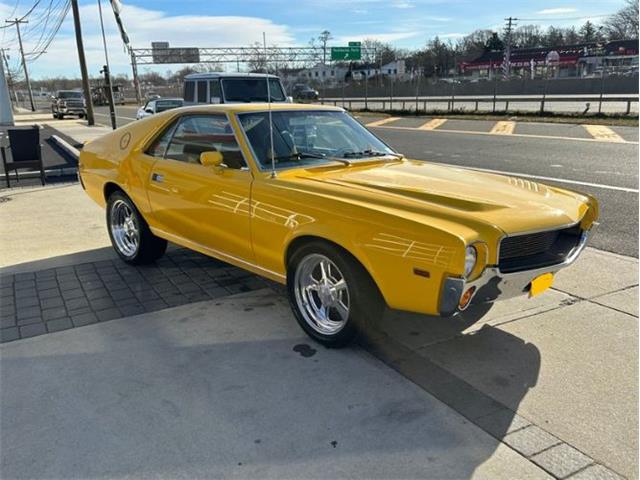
[[184, 72, 280, 80], [169, 103, 344, 114], [153, 97, 183, 102]]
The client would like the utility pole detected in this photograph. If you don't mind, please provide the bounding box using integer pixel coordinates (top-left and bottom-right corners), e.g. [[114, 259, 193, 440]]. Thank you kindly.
[[6, 18, 35, 111], [503, 17, 518, 79], [129, 47, 142, 104], [0, 49, 18, 104], [97, 0, 117, 129], [70, 0, 95, 125], [0, 46, 15, 125]]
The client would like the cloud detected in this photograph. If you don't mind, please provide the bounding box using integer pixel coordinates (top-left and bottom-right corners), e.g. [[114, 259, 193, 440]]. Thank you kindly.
[[439, 33, 466, 39], [334, 30, 422, 43], [0, 1, 295, 78], [536, 7, 578, 15], [392, 0, 415, 8]]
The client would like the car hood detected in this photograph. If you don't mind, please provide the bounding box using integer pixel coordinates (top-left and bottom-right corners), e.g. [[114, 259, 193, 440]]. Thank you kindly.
[[282, 159, 593, 236]]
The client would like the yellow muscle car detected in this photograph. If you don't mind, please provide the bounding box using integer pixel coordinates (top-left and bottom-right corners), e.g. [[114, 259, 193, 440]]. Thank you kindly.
[[79, 103, 598, 347]]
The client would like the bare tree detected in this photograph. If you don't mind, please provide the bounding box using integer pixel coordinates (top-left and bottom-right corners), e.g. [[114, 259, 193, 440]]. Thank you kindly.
[[603, 0, 639, 39], [318, 30, 333, 64], [512, 25, 544, 48], [246, 42, 267, 72]]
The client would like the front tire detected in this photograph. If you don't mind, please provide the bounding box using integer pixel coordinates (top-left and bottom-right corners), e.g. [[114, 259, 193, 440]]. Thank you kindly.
[[106, 191, 167, 264], [287, 241, 384, 348]]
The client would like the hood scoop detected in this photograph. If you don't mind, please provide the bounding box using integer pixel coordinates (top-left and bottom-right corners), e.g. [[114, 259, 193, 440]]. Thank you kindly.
[[327, 179, 508, 212]]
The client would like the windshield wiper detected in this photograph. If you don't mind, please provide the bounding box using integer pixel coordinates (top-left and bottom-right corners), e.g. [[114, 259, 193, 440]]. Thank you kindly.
[[272, 151, 352, 166], [342, 149, 403, 159], [273, 151, 326, 161]]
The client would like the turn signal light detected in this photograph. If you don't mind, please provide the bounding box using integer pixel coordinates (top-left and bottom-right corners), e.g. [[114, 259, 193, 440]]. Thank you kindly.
[[459, 286, 476, 310]]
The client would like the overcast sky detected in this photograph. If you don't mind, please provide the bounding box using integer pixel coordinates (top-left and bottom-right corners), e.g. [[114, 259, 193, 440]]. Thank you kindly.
[[0, 0, 628, 79]]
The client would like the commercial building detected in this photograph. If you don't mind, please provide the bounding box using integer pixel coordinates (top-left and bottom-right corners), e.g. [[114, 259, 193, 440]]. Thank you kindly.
[[460, 39, 639, 78]]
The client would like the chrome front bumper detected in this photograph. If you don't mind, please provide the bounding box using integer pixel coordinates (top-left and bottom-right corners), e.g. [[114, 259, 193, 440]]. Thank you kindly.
[[439, 227, 592, 317]]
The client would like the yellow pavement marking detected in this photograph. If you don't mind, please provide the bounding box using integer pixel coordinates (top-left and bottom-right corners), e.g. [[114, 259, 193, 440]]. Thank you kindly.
[[490, 121, 516, 135], [365, 116, 401, 127], [418, 118, 447, 130], [583, 125, 625, 142], [370, 124, 637, 145]]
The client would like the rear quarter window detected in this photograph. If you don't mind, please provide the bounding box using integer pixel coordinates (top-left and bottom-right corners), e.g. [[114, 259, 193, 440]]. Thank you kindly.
[[184, 81, 195, 102], [197, 81, 207, 103]]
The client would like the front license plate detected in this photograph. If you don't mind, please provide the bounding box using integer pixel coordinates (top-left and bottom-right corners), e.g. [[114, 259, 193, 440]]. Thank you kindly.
[[529, 273, 554, 297]]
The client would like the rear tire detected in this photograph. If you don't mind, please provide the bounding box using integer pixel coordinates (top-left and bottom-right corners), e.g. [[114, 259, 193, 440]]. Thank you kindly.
[[287, 241, 384, 348], [106, 191, 167, 265]]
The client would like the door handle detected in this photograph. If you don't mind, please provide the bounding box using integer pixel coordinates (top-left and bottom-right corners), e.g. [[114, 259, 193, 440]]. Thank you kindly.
[[151, 173, 164, 183]]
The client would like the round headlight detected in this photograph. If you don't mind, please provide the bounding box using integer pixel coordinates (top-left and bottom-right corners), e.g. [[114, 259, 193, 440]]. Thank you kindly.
[[464, 245, 477, 277]]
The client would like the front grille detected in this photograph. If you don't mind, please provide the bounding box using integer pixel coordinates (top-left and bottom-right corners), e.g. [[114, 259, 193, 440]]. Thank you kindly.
[[499, 224, 583, 273]]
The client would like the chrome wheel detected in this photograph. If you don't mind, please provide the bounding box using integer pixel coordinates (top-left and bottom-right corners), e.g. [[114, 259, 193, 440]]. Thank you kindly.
[[109, 199, 139, 258], [294, 254, 350, 335]]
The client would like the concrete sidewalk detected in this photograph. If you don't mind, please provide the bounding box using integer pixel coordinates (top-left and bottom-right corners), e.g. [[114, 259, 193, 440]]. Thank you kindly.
[[1, 176, 637, 478], [1, 289, 549, 479]]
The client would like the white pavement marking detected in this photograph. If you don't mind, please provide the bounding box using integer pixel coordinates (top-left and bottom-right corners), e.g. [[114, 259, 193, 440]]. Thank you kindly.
[[94, 112, 137, 121], [365, 116, 400, 127], [418, 118, 447, 130], [583, 124, 626, 142], [490, 121, 516, 135], [433, 162, 639, 193]]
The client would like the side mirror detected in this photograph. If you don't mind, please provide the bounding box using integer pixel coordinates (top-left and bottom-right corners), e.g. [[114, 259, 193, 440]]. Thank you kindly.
[[145, 108, 154, 114], [286, 96, 294, 103], [200, 151, 224, 167]]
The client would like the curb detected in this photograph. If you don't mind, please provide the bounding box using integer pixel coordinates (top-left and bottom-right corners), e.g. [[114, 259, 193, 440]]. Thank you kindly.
[[50, 134, 80, 161]]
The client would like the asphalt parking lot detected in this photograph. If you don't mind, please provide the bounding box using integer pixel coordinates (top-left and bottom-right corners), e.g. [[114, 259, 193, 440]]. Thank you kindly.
[[1, 111, 637, 479]]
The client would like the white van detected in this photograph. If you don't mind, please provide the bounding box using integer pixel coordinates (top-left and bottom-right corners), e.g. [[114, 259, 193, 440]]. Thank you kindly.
[[183, 73, 292, 105]]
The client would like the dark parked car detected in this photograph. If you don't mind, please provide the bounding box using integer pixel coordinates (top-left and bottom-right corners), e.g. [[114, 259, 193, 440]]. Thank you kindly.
[[51, 90, 87, 119], [292, 84, 319, 101]]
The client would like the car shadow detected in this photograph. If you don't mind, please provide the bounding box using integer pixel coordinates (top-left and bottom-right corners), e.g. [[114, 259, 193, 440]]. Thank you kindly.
[[359, 303, 541, 455]]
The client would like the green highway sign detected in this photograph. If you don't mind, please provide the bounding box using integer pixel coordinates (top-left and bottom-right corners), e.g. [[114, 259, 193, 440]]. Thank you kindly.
[[331, 46, 361, 60], [348, 41, 361, 47]]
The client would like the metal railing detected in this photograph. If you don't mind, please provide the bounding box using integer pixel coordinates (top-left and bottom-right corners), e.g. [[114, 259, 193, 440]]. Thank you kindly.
[[320, 94, 639, 115]]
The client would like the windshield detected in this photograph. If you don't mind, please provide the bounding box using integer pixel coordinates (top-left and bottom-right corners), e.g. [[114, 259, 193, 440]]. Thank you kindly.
[[238, 110, 396, 170], [156, 100, 183, 112], [58, 91, 83, 99], [222, 78, 286, 102]]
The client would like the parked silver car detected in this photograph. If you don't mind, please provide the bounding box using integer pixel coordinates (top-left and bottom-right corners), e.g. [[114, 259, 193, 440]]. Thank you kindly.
[[136, 98, 184, 120]]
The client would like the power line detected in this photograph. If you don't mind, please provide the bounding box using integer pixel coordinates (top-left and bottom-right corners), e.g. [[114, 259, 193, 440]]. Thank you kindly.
[[26, 0, 70, 61], [516, 14, 610, 22]]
